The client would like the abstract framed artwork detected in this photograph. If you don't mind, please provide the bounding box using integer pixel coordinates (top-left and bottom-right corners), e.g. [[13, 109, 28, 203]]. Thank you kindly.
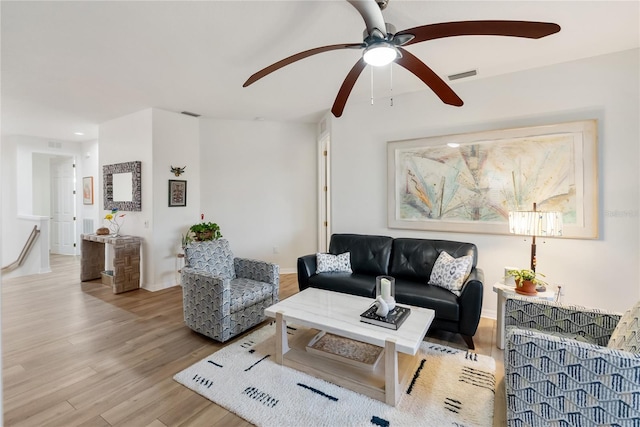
[[387, 120, 598, 238], [168, 180, 187, 207], [82, 176, 93, 205]]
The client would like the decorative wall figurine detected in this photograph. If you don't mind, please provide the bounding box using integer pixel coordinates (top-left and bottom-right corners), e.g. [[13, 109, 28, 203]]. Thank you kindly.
[[171, 165, 186, 176]]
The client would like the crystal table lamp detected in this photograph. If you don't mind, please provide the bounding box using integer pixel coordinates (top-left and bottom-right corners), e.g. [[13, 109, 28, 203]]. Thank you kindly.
[[508, 202, 563, 272]]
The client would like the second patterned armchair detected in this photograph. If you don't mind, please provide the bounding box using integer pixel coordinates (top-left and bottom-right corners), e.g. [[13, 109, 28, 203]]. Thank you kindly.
[[503, 295, 640, 426], [181, 239, 279, 342]]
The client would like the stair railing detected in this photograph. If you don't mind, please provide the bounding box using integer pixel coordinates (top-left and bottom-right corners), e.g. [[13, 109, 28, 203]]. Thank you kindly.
[[1, 225, 41, 273]]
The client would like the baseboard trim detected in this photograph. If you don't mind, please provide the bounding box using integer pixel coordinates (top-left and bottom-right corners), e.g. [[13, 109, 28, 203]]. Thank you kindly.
[[142, 268, 297, 292], [481, 308, 497, 320], [142, 282, 179, 292]]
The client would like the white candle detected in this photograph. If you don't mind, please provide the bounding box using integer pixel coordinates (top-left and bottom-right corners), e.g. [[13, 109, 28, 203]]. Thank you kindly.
[[381, 278, 391, 300]]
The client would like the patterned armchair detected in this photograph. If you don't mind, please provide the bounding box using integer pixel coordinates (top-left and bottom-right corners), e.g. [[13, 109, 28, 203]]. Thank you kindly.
[[503, 296, 640, 426], [181, 239, 279, 342]]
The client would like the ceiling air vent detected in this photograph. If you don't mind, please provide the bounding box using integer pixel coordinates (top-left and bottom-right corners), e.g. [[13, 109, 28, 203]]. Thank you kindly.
[[447, 70, 477, 81], [181, 111, 201, 118]]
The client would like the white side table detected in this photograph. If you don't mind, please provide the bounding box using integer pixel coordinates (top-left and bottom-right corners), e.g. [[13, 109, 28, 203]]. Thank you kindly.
[[493, 282, 556, 349]]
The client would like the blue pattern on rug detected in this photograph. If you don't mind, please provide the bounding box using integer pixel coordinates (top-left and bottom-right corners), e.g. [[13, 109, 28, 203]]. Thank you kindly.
[[297, 383, 338, 402], [460, 367, 496, 393], [465, 352, 478, 361], [428, 344, 460, 354], [191, 374, 213, 389], [406, 358, 426, 395], [444, 397, 462, 413], [243, 386, 279, 408], [244, 354, 270, 371], [240, 339, 255, 349], [370, 415, 390, 426]]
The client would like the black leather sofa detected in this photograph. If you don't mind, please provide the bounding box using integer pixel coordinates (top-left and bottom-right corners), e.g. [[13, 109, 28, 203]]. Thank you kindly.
[[297, 233, 484, 349]]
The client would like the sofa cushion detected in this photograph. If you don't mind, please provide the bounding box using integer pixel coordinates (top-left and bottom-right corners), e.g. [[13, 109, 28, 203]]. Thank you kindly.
[[329, 234, 392, 276], [389, 238, 477, 282], [185, 239, 236, 279], [428, 251, 473, 297], [608, 299, 640, 353], [316, 252, 352, 274], [394, 278, 459, 322], [308, 273, 376, 298]]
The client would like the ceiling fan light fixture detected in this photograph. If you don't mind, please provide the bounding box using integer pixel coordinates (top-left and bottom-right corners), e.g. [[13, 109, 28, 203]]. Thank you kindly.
[[363, 43, 398, 66]]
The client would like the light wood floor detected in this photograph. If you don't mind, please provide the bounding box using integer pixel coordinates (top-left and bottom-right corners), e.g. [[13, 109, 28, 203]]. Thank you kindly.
[[3, 255, 506, 426]]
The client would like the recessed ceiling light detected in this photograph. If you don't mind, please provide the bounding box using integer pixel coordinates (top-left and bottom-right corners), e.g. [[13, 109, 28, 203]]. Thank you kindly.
[[74, 132, 84, 136], [447, 142, 460, 148]]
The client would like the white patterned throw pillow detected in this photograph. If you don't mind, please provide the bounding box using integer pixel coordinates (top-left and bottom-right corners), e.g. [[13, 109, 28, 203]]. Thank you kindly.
[[608, 299, 640, 354], [428, 251, 473, 296], [316, 252, 352, 274]]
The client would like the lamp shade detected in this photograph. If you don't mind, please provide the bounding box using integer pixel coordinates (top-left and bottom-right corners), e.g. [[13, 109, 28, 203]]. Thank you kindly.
[[508, 210, 563, 237]]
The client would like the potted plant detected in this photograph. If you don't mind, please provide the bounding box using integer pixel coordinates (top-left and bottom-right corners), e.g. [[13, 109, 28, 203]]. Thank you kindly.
[[189, 222, 222, 241], [506, 269, 547, 296], [180, 233, 193, 249]]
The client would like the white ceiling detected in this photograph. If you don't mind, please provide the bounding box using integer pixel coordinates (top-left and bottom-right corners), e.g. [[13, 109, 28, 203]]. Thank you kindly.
[[2, 1, 638, 142]]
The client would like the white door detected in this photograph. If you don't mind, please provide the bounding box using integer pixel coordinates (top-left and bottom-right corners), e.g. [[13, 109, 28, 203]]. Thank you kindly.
[[50, 157, 76, 255]]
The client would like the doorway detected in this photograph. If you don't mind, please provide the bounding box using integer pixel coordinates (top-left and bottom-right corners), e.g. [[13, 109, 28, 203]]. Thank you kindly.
[[318, 134, 331, 252], [49, 156, 77, 255]]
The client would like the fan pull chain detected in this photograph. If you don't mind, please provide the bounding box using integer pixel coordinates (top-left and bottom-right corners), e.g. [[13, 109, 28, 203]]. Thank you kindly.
[[370, 66, 374, 105], [390, 64, 394, 107]]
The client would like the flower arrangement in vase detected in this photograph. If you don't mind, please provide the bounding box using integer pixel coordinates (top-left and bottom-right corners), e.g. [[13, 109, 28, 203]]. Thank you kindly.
[[104, 208, 126, 236], [505, 269, 547, 296]]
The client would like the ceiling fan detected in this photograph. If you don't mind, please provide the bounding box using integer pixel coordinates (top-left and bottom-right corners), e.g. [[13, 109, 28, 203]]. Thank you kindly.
[[243, 0, 560, 117]]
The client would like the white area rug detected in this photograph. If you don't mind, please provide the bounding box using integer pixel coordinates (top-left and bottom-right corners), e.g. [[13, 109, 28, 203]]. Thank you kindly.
[[174, 323, 495, 426]]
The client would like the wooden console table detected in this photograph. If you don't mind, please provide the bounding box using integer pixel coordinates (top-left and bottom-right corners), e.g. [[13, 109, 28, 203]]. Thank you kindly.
[[81, 234, 142, 294]]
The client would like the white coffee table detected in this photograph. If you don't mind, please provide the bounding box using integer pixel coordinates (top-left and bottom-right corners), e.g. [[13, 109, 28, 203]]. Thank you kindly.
[[264, 288, 435, 406], [493, 282, 556, 349]]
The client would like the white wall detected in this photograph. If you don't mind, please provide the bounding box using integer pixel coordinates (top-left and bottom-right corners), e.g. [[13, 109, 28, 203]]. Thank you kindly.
[[99, 109, 153, 286], [330, 48, 640, 317], [199, 118, 317, 272], [80, 140, 100, 233], [32, 153, 51, 216], [98, 108, 200, 290], [99, 108, 153, 239], [151, 109, 200, 289]]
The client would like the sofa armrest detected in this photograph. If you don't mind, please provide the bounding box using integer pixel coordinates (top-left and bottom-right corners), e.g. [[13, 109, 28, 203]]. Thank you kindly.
[[457, 267, 484, 336], [505, 327, 640, 425], [297, 254, 317, 291], [505, 296, 621, 346], [181, 267, 231, 316]]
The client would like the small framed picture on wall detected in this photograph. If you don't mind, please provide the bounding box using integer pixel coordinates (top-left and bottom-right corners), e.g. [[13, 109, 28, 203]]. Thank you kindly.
[[168, 180, 187, 207], [82, 176, 94, 205]]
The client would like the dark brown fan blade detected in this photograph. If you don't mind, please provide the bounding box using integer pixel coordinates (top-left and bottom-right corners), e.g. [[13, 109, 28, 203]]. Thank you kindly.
[[397, 21, 561, 46], [331, 58, 367, 117], [395, 47, 463, 107], [243, 43, 363, 87]]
